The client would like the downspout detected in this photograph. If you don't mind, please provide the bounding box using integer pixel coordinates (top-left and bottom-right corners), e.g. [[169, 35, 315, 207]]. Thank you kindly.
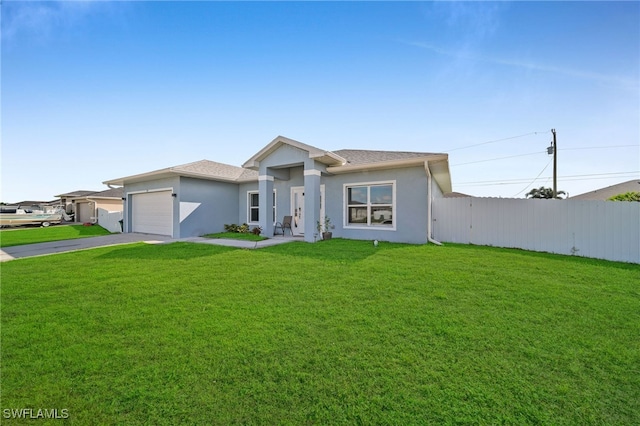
[[87, 198, 99, 224], [424, 162, 442, 246]]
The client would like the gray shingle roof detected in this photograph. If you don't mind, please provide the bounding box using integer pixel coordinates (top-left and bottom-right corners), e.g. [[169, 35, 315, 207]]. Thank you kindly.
[[89, 188, 124, 198], [173, 160, 258, 181], [332, 149, 442, 165], [55, 190, 97, 198], [570, 180, 640, 200]]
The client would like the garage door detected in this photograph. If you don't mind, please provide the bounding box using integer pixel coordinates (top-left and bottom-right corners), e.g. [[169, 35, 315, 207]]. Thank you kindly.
[[132, 191, 173, 236], [76, 202, 94, 223]]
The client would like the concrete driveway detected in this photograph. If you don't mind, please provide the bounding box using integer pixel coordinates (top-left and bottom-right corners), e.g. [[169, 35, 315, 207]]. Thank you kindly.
[[0, 233, 175, 262], [0, 233, 300, 262]]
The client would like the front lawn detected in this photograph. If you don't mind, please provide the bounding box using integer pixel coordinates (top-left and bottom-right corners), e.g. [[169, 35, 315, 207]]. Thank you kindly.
[[2, 240, 638, 424], [203, 232, 267, 241], [0, 224, 111, 247]]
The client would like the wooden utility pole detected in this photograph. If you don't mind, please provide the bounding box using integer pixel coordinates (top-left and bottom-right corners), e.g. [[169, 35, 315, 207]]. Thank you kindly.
[[552, 129, 557, 198]]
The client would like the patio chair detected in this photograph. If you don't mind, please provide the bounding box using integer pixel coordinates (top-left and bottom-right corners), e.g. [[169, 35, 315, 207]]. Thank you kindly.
[[274, 215, 293, 236]]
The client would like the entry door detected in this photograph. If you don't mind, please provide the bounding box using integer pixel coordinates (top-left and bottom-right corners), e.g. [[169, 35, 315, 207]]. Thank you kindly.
[[290, 185, 325, 237], [292, 188, 304, 236]]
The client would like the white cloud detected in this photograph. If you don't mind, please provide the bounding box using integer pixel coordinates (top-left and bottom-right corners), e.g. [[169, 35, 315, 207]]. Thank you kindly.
[[426, 1, 505, 41], [403, 40, 639, 92], [2, 1, 105, 44]]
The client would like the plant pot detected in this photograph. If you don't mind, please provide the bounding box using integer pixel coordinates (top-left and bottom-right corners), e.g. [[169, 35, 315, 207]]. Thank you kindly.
[[322, 232, 332, 240]]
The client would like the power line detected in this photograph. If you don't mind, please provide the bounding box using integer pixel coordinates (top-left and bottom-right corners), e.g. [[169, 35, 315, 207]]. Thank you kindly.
[[451, 145, 639, 167], [512, 160, 552, 197], [456, 171, 639, 186], [445, 130, 550, 152], [451, 151, 543, 166], [559, 145, 639, 151]]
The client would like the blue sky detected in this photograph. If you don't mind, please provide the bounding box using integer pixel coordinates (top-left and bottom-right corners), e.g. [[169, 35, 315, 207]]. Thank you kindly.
[[2, 1, 638, 203]]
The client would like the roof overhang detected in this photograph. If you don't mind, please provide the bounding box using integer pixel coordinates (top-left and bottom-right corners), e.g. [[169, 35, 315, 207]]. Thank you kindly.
[[326, 154, 452, 194], [242, 135, 346, 170], [425, 157, 452, 194], [103, 167, 256, 188], [72, 196, 122, 201]]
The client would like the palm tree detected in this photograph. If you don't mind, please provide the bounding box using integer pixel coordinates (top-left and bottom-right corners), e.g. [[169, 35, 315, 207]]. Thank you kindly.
[[525, 186, 566, 199]]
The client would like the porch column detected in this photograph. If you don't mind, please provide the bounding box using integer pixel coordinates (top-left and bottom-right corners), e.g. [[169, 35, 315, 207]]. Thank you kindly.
[[259, 175, 274, 237], [304, 169, 321, 243]]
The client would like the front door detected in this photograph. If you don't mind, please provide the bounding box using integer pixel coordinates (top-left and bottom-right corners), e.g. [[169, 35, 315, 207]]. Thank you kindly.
[[291, 187, 304, 236], [291, 185, 325, 237]]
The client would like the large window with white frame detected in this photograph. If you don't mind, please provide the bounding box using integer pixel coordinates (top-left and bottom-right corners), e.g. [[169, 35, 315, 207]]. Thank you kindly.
[[345, 181, 395, 228], [247, 190, 276, 224]]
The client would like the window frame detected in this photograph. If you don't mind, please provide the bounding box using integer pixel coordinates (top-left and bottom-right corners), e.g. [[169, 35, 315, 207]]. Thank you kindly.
[[343, 180, 396, 231], [247, 190, 276, 225]]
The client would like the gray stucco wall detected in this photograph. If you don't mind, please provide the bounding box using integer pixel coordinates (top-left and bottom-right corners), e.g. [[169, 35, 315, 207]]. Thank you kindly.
[[259, 144, 308, 171], [124, 176, 239, 238], [323, 166, 430, 244], [240, 165, 429, 243], [178, 177, 239, 238], [431, 175, 445, 199]]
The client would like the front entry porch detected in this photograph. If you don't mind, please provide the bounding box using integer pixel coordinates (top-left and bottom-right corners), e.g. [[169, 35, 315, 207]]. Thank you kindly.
[[290, 185, 325, 238]]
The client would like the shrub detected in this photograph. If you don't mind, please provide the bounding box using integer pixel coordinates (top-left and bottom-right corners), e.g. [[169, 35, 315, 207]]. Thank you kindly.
[[608, 191, 640, 202], [224, 224, 239, 233], [224, 223, 251, 234]]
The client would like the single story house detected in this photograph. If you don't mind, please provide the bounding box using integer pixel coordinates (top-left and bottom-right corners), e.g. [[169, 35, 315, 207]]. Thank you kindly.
[[103, 136, 451, 244], [56, 188, 124, 223], [55, 190, 97, 214], [570, 179, 640, 201], [7, 200, 59, 209]]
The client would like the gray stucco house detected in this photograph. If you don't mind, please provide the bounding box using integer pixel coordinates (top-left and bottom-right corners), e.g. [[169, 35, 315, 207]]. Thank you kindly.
[[103, 136, 452, 244]]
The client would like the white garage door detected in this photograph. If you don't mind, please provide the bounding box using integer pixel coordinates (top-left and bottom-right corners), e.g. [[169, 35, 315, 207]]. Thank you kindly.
[[132, 191, 173, 236]]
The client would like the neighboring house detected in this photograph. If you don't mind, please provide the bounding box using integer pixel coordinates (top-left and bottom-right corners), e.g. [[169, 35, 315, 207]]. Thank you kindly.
[[570, 180, 640, 201], [103, 136, 451, 243], [56, 189, 124, 223], [55, 190, 99, 214], [9, 200, 59, 208]]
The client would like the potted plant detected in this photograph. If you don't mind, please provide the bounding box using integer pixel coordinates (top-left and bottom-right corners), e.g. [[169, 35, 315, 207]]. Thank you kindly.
[[317, 216, 333, 240]]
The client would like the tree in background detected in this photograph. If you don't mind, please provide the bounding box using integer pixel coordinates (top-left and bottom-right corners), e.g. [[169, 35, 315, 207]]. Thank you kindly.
[[525, 186, 566, 199], [608, 192, 640, 202]]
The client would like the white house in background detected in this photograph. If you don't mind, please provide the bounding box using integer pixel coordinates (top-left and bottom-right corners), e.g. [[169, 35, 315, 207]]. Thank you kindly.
[[103, 136, 452, 243], [56, 188, 124, 223]]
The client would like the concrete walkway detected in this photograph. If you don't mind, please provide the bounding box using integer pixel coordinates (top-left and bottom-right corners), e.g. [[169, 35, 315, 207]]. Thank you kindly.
[[181, 235, 303, 249], [0, 233, 301, 262]]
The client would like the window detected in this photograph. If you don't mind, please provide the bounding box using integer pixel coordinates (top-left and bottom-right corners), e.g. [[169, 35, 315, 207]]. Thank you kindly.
[[249, 193, 260, 222], [345, 182, 395, 228], [247, 191, 276, 223]]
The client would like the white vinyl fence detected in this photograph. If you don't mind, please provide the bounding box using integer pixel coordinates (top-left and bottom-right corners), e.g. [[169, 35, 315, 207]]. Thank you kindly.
[[97, 208, 123, 234], [433, 198, 640, 264]]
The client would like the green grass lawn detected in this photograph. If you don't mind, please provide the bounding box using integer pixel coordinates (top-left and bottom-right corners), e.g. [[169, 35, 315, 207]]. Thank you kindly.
[[202, 232, 268, 241], [0, 224, 111, 247], [2, 240, 639, 424]]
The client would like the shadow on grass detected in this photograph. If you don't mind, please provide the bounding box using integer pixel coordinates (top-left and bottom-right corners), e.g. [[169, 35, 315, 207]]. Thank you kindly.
[[97, 242, 238, 260], [69, 224, 112, 236], [261, 238, 409, 263], [445, 242, 640, 271]]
